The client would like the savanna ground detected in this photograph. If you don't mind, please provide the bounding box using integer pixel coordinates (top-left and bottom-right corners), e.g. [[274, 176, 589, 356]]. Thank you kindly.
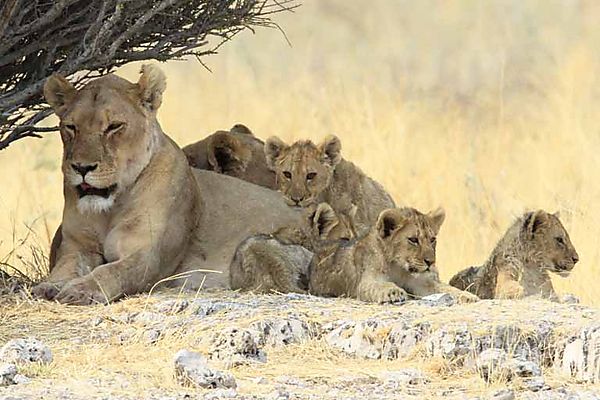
[[1, 0, 600, 398]]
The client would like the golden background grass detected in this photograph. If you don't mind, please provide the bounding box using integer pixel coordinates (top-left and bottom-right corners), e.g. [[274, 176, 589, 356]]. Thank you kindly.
[[1, 0, 599, 304]]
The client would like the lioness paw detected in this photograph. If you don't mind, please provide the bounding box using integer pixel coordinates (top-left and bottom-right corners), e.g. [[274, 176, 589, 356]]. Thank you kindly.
[[31, 282, 63, 300], [55, 278, 107, 306]]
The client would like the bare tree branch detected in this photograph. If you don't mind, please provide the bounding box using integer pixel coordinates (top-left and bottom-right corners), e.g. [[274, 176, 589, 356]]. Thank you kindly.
[[0, 0, 299, 151]]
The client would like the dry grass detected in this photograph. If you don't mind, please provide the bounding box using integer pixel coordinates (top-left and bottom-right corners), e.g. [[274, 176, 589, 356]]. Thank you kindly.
[[1, 0, 599, 308]]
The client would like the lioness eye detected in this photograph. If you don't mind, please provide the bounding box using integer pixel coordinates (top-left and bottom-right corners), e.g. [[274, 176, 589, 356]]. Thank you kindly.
[[431, 237, 437, 244], [283, 171, 292, 179], [555, 237, 565, 245], [64, 124, 76, 132], [306, 172, 317, 181], [408, 237, 419, 245], [105, 122, 124, 134]]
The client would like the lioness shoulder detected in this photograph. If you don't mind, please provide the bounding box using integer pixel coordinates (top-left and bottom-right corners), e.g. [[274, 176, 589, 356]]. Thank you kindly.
[[449, 210, 579, 300]]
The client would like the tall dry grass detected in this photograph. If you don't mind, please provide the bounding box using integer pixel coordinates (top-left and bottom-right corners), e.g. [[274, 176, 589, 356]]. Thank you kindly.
[[1, 0, 599, 304]]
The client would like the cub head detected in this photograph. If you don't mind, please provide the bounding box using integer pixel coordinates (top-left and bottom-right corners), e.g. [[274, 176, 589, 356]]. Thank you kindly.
[[44, 64, 166, 214], [308, 203, 356, 242], [376, 207, 446, 274], [521, 210, 579, 277], [264, 135, 342, 207], [183, 124, 276, 189]]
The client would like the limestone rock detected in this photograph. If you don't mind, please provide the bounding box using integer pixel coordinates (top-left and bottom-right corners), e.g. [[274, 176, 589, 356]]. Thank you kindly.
[[173, 350, 236, 389], [208, 327, 266, 366], [0, 338, 52, 365]]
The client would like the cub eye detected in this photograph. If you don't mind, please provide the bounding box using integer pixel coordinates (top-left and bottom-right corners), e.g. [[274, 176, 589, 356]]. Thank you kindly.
[[555, 237, 565, 245], [430, 237, 437, 244], [64, 124, 76, 132], [283, 171, 292, 179], [306, 172, 317, 181], [408, 237, 419, 245], [105, 122, 125, 134]]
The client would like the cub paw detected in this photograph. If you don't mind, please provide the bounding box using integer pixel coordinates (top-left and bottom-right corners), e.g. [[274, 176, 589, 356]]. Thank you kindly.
[[373, 282, 407, 304], [455, 290, 479, 304]]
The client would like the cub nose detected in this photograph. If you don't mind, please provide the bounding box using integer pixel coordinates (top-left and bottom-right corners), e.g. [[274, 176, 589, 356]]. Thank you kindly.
[[424, 258, 434, 267], [572, 254, 579, 264], [290, 195, 304, 205], [71, 163, 98, 177]]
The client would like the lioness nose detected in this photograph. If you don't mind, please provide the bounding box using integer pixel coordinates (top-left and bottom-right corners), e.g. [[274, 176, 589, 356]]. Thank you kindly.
[[424, 258, 434, 267], [572, 254, 579, 264], [71, 163, 98, 177]]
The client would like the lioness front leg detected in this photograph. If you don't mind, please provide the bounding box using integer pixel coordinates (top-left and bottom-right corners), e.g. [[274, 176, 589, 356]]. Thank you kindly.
[[356, 277, 407, 303], [31, 236, 104, 301]]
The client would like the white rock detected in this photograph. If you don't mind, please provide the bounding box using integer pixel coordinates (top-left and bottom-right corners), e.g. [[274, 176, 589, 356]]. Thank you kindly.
[[203, 388, 238, 399], [381, 368, 429, 387], [490, 389, 515, 400], [11, 374, 30, 385], [251, 318, 314, 346], [421, 293, 456, 307], [0, 338, 52, 364], [208, 327, 266, 366], [0, 363, 17, 386], [559, 325, 600, 383], [174, 350, 236, 389]]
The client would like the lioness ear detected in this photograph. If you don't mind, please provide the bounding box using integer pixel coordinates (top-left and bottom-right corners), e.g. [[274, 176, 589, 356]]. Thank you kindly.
[[428, 207, 446, 235], [553, 211, 561, 219], [207, 132, 250, 173], [312, 203, 339, 239], [523, 210, 550, 237], [264, 136, 288, 169], [230, 124, 254, 136], [376, 209, 407, 239], [318, 135, 342, 167], [136, 64, 166, 113], [44, 74, 76, 116]]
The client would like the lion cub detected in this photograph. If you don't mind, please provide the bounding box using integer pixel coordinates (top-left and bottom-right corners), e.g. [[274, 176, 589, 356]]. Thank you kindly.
[[183, 124, 276, 189], [230, 203, 355, 294], [310, 207, 479, 303], [449, 210, 579, 300], [264, 135, 395, 231]]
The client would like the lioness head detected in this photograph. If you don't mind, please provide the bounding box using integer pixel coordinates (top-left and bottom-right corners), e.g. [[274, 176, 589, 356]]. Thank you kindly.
[[44, 65, 167, 213], [376, 207, 446, 274], [521, 210, 579, 276], [264, 135, 342, 207]]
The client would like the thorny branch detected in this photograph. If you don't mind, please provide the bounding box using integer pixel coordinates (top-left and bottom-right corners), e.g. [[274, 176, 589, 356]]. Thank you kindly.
[[0, 0, 299, 150]]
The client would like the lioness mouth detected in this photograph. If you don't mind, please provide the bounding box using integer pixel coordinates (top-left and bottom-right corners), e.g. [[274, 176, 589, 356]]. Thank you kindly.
[[76, 183, 117, 199]]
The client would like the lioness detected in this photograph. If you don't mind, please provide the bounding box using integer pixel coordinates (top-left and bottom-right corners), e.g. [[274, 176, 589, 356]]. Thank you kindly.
[[230, 203, 355, 294], [182, 124, 277, 189], [264, 135, 395, 231], [32, 66, 302, 305], [449, 210, 579, 300], [310, 207, 478, 303]]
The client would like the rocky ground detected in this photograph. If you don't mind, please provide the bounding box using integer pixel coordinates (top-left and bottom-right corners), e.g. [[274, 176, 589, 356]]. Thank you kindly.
[[0, 288, 599, 400]]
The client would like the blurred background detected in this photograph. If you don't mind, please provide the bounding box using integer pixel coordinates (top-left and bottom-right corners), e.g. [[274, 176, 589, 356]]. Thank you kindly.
[[1, 0, 599, 304]]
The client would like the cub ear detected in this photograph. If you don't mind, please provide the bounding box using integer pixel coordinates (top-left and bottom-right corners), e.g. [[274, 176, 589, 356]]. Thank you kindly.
[[428, 207, 446, 234], [44, 74, 76, 116], [207, 132, 250, 173], [312, 203, 339, 239], [376, 209, 407, 239], [553, 210, 561, 219], [264, 136, 288, 169], [136, 64, 167, 113], [523, 210, 550, 237], [318, 135, 342, 167], [230, 124, 254, 136]]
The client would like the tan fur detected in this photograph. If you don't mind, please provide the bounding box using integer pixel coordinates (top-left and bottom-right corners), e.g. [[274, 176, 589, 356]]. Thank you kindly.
[[449, 210, 579, 300], [32, 66, 302, 305], [310, 207, 478, 303], [182, 124, 276, 189], [264, 135, 395, 231], [230, 203, 355, 294]]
